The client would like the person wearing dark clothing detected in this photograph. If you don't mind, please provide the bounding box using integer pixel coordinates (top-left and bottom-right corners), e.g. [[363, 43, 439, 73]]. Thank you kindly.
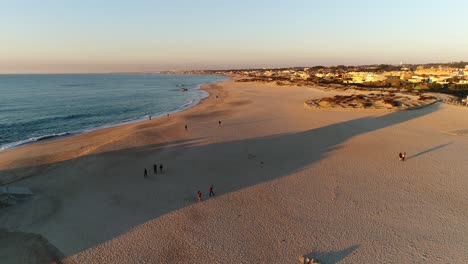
[[197, 191, 202, 202], [153, 164, 157, 174], [185, 124, 188, 130], [159, 164, 163, 173], [399, 152, 403, 161], [209, 184, 215, 197], [218, 120, 221, 126], [144, 168, 148, 178]]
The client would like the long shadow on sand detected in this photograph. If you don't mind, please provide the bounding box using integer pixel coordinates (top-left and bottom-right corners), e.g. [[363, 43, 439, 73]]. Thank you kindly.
[[305, 245, 359, 264], [0, 137, 208, 185], [0, 104, 439, 259], [407, 142, 452, 160]]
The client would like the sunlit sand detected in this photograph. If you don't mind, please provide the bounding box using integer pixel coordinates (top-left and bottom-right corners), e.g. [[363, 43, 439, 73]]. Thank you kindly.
[[1, 80, 467, 263]]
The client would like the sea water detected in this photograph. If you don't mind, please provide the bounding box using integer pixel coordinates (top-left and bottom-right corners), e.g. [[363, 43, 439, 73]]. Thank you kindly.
[[0, 74, 226, 151]]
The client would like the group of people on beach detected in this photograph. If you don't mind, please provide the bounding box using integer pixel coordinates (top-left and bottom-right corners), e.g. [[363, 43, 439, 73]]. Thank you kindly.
[[143, 163, 164, 178], [398, 152, 406, 161], [143, 162, 218, 203], [144, 120, 223, 201], [197, 184, 215, 202], [183, 121, 223, 202]]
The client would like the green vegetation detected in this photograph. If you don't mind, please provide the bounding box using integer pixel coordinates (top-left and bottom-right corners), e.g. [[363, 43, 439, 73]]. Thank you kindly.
[[426, 88, 468, 98], [449, 83, 468, 90]]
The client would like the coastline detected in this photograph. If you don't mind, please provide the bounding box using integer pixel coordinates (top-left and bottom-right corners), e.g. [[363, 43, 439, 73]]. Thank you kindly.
[[0, 78, 230, 184], [1, 79, 467, 263], [0, 76, 227, 153]]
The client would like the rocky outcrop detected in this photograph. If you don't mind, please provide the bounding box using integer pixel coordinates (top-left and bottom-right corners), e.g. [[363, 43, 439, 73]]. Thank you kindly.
[[298, 255, 320, 264]]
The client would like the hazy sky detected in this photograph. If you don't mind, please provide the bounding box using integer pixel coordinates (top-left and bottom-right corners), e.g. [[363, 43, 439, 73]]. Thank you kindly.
[[1, 0, 468, 73]]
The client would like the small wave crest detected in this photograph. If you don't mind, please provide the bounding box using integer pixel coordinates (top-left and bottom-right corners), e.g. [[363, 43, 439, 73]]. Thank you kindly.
[[61, 83, 97, 87], [62, 114, 92, 120], [7, 113, 93, 127], [0, 132, 71, 152]]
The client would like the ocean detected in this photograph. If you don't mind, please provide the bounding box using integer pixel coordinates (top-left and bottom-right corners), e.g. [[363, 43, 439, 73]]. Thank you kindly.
[[0, 74, 227, 151]]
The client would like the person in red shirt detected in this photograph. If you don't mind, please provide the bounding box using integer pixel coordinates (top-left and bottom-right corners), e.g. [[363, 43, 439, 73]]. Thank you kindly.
[[209, 184, 215, 197]]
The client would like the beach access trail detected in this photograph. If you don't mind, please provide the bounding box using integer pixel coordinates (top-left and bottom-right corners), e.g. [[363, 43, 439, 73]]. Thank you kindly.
[[1, 80, 467, 263]]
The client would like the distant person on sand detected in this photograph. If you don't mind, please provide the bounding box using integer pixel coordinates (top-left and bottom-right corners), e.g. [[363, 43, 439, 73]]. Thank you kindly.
[[218, 120, 221, 126], [209, 184, 215, 197], [144, 168, 148, 178], [197, 191, 202, 201], [399, 152, 403, 161], [185, 124, 188, 130], [159, 164, 163, 173], [153, 164, 157, 174], [402, 152, 406, 161]]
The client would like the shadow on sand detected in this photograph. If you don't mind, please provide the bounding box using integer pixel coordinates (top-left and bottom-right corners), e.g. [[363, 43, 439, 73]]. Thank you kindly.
[[0, 104, 440, 259], [408, 142, 452, 160], [305, 245, 359, 264]]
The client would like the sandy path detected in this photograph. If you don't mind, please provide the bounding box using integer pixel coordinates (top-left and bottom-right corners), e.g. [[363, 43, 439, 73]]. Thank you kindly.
[[1, 80, 467, 263]]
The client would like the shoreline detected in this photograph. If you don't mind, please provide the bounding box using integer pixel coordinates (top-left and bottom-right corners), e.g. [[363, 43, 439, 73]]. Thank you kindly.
[[0, 78, 227, 153], [0, 78, 230, 184], [1, 79, 467, 263], [0, 77, 440, 181]]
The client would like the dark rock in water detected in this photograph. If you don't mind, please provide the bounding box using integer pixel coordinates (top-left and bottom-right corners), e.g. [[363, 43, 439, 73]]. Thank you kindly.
[[180, 88, 188, 92]]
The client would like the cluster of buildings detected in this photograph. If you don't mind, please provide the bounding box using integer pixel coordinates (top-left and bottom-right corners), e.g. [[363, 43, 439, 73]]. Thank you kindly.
[[205, 64, 468, 88], [344, 65, 468, 86]]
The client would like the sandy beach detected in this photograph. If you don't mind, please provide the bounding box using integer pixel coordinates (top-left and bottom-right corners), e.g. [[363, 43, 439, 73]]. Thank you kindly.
[[1, 79, 468, 263]]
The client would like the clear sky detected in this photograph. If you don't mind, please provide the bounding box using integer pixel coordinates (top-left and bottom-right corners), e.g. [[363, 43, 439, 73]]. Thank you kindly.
[[1, 0, 467, 73]]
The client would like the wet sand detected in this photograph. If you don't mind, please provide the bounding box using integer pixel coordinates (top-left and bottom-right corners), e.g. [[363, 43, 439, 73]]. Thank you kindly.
[[1, 80, 467, 263]]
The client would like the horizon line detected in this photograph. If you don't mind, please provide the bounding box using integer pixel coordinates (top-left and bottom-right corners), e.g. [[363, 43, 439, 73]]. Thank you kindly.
[[1, 60, 467, 75]]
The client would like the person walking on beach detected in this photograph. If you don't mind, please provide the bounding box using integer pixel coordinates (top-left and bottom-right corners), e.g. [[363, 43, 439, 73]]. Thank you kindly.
[[209, 184, 215, 197], [144, 168, 148, 178], [399, 152, 403, 161], [185, 124, 188, 131], [197, 191, 202, 202], [402, 152, 406, 161], [159, 164, 163, 173], [153, 164, 157, 174], [218, 120, 221, 126]]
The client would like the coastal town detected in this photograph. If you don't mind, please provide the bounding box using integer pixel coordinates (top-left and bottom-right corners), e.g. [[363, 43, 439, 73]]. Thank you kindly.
[[3, 1, 468, 263], [180, 62, 468, 100]]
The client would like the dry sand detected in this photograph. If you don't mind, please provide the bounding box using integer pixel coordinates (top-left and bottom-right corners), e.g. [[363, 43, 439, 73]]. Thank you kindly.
[[1, 80, 467, 263]]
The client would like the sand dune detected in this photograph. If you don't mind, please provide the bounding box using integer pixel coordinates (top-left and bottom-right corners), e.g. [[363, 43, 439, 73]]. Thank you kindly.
[[1, 80, 467, 263]]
